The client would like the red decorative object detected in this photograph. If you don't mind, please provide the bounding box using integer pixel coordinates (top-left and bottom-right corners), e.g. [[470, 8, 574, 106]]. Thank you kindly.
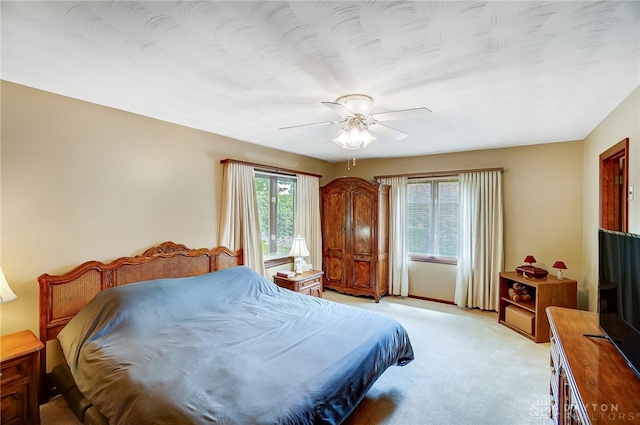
[[516, 255, 548, 278], [516, 265, 548, 278]]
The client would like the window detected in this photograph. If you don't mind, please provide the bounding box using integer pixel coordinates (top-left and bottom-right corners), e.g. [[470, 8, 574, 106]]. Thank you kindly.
[[406, 177, 459, 263], [255, 172, 296, 258]]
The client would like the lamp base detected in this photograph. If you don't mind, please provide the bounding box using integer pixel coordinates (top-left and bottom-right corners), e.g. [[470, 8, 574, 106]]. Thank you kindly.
[[294, 257, 304, 275], [556, 270, 563, 280]]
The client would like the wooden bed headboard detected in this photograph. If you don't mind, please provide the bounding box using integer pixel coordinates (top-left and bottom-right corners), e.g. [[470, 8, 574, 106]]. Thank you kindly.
[[38, 241, 242, 378]]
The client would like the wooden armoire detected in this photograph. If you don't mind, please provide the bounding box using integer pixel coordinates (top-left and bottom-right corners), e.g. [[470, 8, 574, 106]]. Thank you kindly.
[[321, 177, 389, 302]]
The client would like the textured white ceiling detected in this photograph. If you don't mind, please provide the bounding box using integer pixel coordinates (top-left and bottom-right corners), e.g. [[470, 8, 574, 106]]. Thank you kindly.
[[2, 1, 639, 162]]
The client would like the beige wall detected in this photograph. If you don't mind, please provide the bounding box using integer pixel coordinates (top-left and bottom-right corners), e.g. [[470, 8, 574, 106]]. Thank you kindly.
[[582, 85, 640, 312], [1, 80, 636, 340], [330, 140, 585, 305], [0, 81, 334, 336]]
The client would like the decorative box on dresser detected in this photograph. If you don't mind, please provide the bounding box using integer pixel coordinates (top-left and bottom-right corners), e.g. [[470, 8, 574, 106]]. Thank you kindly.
[[0, 330, 44, 425], [546, 307, 640, 425], [273, 270, 323, 297], [321, 177, 389, 303], [498, 271, 577, 343]]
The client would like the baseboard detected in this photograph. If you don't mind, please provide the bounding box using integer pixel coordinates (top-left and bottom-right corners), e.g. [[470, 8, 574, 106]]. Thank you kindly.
[[408, 294, 455, 305]]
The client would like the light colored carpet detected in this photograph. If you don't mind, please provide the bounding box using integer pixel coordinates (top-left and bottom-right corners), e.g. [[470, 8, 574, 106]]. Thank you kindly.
[[41, 290, 553, 425], [329, 291, 553, 425]]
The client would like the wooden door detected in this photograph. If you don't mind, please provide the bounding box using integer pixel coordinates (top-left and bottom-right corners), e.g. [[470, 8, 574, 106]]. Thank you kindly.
[[350, 186, 376, 290], [600, 138, 628, 232], [322, 187, 348, 289]]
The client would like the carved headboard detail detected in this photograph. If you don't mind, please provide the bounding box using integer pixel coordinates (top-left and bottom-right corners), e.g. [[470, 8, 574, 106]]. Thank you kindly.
[[38, 242, 243, 380]]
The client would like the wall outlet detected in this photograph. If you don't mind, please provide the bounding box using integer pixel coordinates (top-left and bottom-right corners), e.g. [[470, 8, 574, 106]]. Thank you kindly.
[[630, 185, 635, 201]]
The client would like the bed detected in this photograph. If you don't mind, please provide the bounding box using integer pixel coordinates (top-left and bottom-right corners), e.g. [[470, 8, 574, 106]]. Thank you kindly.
[[39, 242, 414, 425]]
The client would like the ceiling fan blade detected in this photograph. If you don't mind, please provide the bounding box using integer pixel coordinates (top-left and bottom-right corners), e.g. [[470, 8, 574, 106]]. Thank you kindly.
[[368, 123, 409, 140], [279, 119, 345, 130], [371, 107, 431, 122], [321, 101, 355, 118]]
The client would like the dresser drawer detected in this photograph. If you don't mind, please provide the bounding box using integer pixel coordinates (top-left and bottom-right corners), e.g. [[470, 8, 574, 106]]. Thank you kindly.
[[550, 334, 560, 369], [295, 276, 321, 292], [549, 336, 559, 393], [273, 271, 323, 298], [1, 379, 30, 425], [1, 357, 29, 387], [298, 281, 322, 297], [277, 279, 322, 296]]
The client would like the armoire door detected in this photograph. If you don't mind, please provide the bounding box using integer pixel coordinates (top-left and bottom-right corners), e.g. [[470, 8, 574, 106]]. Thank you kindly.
[[350, 187, 376, 290], [322, 188, 348, 288]]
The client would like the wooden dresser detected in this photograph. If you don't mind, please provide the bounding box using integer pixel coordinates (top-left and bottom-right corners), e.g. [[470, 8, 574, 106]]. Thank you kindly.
[[321, 177, 389, 302], [1, 330, 44, 425], [546, 307, 640, 424], [273, 270, 323, 297]]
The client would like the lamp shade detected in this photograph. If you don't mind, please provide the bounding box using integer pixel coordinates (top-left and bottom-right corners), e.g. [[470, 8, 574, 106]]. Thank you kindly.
[[524, 255, 536, 264], [289, 236, 310, 258], [552, 261, 567, 270], [0, 266, 17, 303], [332, 124, 376, 150]]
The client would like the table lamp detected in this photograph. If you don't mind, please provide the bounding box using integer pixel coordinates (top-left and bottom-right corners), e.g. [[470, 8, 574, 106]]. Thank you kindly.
[[289, 236, 310, 275], [0, 266, 18, 303], [553, 261, 567, 280]]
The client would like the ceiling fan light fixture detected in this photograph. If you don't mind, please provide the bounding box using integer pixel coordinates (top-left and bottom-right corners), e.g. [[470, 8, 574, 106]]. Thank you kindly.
[[282, 92, 428, 159], [335, 94, 374, 117], [348, 126, 361, 144], [360, 129, 376, 147], [332, 128, 351, 148], [333, 126, 376, 150]]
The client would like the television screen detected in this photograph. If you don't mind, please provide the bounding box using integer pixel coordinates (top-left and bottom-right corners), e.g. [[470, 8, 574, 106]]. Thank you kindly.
[[598, 229, 640, 379]]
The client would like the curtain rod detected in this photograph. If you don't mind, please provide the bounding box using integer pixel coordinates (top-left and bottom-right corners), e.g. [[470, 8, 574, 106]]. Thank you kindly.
[[220, 159, 323, 178], [374, 167, 504, 180]]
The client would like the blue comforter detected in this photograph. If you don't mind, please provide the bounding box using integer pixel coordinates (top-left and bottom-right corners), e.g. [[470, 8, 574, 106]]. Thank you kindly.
[[58, 266, 414, 425]]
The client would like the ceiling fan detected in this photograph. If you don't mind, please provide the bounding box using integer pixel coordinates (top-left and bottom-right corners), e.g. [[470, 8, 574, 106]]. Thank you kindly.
[[279, 94, 431, 150]]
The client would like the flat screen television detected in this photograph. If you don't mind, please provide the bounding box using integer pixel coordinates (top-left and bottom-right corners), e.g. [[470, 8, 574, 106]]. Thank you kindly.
[[598, 228, 640, 379]]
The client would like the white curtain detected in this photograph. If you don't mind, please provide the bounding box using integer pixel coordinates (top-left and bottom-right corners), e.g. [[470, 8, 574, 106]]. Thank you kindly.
[[454, 171, 503, 310], [384, 177, 409, 296], [218, 162, 265, 275], [295, 174, 322, 271]]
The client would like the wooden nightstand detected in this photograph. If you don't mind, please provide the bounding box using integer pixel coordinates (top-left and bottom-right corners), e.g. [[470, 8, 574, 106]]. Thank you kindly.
[[273, 270, 323, 298], [1, 330, 44, 425]]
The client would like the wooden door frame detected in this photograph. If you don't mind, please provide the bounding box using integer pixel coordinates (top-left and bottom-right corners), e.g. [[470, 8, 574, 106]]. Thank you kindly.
[[599, 138, 629, 232]]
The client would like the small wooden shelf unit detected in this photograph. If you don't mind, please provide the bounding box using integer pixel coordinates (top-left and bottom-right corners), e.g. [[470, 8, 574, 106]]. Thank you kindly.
[[498, 271, 577, 343]]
